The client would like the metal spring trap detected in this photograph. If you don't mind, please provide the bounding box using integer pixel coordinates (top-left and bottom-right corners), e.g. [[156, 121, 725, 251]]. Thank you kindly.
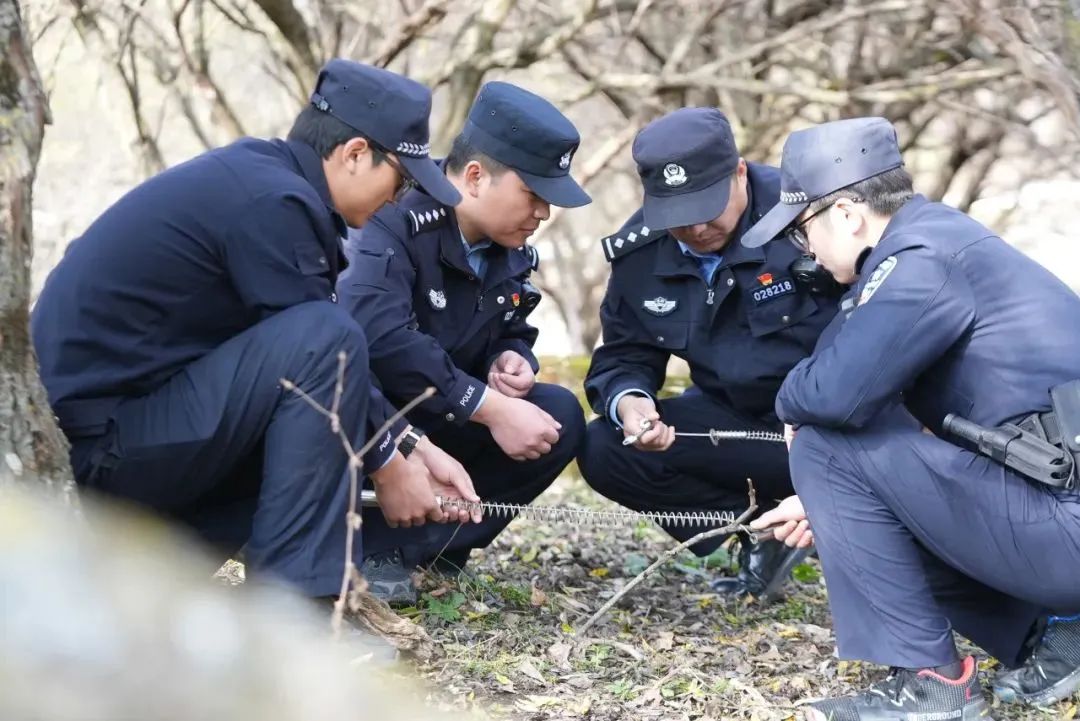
[[359, 489, 738, 529]]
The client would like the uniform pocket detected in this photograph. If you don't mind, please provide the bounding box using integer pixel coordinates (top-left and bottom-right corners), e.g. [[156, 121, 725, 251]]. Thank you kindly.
[[347, 247, 395, 284], [747, 293, 817, 338], [638, 319, 689, 351], [293, 240, 332, 277]]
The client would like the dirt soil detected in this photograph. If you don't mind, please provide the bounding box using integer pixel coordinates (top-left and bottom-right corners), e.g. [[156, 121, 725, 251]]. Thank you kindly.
[[395, 475, 1075, 721]]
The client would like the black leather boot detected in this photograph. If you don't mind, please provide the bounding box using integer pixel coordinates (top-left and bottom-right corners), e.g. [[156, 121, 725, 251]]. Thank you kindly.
[[709, 534, 810, 602]]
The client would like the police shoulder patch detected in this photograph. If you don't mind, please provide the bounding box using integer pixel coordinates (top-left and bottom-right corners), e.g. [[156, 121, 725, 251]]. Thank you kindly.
[[404, 201, 450, 236], [602, 223, 661, 262], [858, 255, 898, 306]]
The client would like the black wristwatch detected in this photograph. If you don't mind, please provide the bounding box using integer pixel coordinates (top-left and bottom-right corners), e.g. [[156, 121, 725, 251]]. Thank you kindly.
[[397, 427, 425, 458]]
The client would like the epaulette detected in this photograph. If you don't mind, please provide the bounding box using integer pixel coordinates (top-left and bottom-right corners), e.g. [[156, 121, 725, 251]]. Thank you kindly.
[[601, 223, 660, 262], [403, 198, 451, 236]]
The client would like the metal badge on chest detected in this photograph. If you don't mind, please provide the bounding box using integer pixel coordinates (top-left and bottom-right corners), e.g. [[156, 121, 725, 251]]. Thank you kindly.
[[428, 288, 447, 310], [643, 296, 678, 316]]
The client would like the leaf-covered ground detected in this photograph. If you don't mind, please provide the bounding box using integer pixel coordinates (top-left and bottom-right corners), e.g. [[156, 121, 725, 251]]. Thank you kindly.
[[395, 474, 1074, 721]]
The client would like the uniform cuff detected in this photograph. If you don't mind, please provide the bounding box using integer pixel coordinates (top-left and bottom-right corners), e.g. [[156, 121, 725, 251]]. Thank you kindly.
[[608, 388, 652, 429], [363, 429, 397, 470], [469, 386, 489, 419], [443, 374, 486, 427]]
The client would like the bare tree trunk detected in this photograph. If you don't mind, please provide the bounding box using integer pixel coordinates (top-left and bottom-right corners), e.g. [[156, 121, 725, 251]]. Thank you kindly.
[[251, 0, 319, 81], [68, 0, 167, 175], [427, 0, 517, 152], [0, 0, 76, 500]]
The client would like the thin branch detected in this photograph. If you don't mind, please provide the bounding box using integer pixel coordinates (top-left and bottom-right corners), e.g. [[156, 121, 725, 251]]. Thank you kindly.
[[592, 62, 1018, 106], [207, 0, 267, 35], [281, 356, 435, 642], [576, 479, 759, 636], [251, 0, 319, 78], [368, 0, 450, 68]]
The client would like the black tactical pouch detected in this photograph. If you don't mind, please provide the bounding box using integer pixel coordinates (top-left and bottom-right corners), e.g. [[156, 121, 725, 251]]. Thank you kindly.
[[1050, 380, 1080, 490]]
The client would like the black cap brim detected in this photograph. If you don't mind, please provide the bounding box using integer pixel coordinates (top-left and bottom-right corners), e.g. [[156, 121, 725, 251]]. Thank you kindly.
[[516, 170, 592, 208], [400, 155, 462, 207], [642, 175, 733, 231], [740, 201, 806, 248]]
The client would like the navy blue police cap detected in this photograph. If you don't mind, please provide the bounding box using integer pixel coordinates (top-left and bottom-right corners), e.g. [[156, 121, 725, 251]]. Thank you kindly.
[[310, 59, 461, 207], [459, 82, 591, 208], [632, 108, 740, 231], [741, 117, 904, 248]]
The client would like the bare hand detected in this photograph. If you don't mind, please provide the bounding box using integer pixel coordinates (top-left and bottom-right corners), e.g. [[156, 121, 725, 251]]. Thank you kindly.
[[617, 395, 674, 451], [488, 350, 535, 399], [749, 495, 814, 548], [475, 392, 561, 461], [412, 436, 482, 524], [369, 453, 446, 528]]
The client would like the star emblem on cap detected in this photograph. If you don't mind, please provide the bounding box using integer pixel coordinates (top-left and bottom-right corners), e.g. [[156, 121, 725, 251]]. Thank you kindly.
[[663, 163, 688, 187], [559, 151, 572, 170]]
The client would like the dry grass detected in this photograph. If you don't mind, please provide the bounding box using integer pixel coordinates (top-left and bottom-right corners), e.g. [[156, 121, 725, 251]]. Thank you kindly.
[[398, 475, 1074, 721]]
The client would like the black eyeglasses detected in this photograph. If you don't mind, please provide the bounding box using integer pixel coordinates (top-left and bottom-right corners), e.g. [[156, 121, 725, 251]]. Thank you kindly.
[[785, 198, 862, 252], [371, 141, 418, 200], [382, 154, 418, 200]]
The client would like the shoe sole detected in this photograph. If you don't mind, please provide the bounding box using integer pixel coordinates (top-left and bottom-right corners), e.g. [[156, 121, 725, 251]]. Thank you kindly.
[[993, 663, 1080, 707], [803, 698, 994, 720], [759, 546, 812, 603], [368, 581, 418, 606]]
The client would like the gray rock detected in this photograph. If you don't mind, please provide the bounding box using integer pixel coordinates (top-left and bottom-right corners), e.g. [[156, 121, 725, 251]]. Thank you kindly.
[[0, 487, 447, 721]]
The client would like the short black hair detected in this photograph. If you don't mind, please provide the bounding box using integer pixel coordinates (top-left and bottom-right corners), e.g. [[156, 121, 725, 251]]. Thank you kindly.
[[287, 104, 386, 164], [444, 135, 509, 176], [808, 167, 915, 217]]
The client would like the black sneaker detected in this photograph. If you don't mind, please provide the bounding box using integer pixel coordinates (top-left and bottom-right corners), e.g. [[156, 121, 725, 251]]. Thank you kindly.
[[803, 656, 992, 721], [993, 614, 1080, 706], [710, 534, 811, 602], [359, 549, 417, 605]]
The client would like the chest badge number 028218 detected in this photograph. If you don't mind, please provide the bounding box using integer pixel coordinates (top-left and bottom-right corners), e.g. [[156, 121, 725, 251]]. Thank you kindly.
[[751, 273, 796, 305]]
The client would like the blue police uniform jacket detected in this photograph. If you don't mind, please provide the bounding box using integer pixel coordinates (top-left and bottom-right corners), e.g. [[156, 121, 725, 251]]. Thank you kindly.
[[337, 187, 540, 432], [585, 163, 840, 423], [777, 194, 1080, 433], [31, 138, 397, 466]]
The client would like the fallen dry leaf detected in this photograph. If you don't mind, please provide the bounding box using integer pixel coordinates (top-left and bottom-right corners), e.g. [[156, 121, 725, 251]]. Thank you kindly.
[[519, 658, 547, 685]]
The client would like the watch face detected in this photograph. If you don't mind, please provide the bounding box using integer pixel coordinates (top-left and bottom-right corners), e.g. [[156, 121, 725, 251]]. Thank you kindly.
[[399, 429, 424, 458]]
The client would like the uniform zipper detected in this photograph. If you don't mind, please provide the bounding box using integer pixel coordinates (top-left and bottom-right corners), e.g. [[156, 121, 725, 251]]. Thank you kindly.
[[706, 288, 715, 305]]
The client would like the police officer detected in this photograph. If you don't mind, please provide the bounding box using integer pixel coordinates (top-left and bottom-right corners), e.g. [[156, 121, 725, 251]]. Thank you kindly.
[[337, 82, 589, 602], [30, 59, 469, 600], [744, 117, 1080, 719], [578, 108, 840, 599]]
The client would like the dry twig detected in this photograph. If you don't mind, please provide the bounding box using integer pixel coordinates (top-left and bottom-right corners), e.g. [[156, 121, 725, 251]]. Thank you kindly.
[[281, 352, 435, 652], [575, 478, 759, 636]]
